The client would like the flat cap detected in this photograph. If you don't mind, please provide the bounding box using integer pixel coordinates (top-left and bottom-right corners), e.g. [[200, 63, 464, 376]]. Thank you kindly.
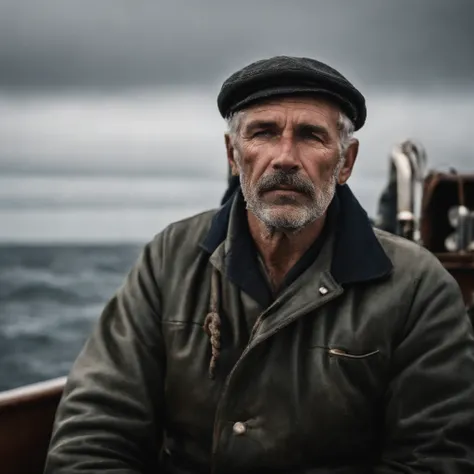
[[217, 55, 366, 130]]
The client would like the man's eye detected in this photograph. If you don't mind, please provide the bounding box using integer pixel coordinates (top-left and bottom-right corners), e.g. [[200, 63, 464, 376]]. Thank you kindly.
[[253, 130, 274, 138], [300, 131, 323, 142]]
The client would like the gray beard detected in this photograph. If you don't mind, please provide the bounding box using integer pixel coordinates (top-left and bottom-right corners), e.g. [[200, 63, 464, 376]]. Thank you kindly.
[[240, 172, 338, 232]]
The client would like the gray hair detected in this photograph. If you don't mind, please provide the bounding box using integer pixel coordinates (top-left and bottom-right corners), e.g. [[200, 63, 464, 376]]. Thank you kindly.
[[226, 108, 355, 155]]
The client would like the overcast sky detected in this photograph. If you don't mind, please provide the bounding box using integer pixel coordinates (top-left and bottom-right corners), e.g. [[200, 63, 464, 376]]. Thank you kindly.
[[0, 0, 472, 181], [1, 0, 473, 91]]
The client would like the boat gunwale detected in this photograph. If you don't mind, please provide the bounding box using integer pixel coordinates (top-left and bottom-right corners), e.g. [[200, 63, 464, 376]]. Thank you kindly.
[[0, 377, 66, 411]]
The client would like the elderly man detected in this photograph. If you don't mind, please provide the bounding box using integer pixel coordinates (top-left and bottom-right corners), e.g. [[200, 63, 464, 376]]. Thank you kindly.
[[45, 56, 474, 474]]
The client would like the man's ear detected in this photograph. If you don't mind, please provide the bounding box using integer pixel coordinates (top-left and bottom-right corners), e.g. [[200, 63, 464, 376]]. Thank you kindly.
[[338, 138, 359, 185], [225, 134, 239, 176]]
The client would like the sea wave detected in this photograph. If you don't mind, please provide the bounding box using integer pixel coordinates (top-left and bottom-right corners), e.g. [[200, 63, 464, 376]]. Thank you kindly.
[[1, 282, 101, 305], [0, 244, 142, 391]]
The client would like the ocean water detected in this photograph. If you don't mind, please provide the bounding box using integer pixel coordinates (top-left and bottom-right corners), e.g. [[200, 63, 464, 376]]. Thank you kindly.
[[0, 244, 141, 391]]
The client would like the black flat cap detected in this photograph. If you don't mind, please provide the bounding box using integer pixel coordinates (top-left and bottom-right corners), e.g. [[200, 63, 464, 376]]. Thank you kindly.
[[217, 55, 366, 130]]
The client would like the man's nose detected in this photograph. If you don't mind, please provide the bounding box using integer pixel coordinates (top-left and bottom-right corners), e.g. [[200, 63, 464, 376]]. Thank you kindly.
[[271, 145, 300, 173]]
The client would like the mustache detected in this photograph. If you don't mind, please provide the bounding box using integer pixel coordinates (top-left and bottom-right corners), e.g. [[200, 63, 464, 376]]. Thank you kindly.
[[256, 171, 315, 197]]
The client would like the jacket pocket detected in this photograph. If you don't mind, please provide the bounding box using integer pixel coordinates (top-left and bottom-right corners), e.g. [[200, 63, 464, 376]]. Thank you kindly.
[[314, 345, 386, 402], [327, 347, 380, 360], [309, 345, 380, 359]]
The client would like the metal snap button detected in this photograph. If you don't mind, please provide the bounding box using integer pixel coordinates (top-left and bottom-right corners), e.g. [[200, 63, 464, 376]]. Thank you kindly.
[[232, 421, 247, 435], [319, 286, 329, 295]]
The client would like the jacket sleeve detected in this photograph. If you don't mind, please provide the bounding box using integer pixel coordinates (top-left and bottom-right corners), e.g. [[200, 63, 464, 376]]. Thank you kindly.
[[44, 238, 165, 474], [375, 249, 474, 473]]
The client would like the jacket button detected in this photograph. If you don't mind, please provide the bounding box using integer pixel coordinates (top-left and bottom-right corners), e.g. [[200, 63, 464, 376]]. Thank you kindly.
[[319, 286, 329, 295], [232, 421, 247, 435]]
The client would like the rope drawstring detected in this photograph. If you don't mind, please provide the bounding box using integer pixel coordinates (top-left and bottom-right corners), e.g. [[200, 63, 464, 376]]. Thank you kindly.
[[203, 268, 221, 379]]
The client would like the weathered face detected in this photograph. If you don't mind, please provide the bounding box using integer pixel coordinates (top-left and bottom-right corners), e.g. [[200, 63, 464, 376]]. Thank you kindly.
[[226, 96, 358, 231]]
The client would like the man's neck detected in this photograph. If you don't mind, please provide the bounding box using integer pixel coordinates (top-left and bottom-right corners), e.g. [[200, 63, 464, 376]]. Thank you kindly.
[[247, 212, 327, 292]]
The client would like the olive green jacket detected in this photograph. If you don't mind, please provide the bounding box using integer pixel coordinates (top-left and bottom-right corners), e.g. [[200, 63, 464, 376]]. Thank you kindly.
[[45, 185, 474, 474]]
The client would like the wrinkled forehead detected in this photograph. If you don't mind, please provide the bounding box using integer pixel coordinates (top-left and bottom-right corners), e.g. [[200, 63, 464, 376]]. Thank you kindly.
[[240, 95, 341, 129]]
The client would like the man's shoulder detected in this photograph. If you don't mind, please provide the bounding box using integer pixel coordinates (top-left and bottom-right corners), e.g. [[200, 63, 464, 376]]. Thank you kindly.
[[373, 227, 450, 281], [161, 208, 218, 242], [146, 208, 219, 262]]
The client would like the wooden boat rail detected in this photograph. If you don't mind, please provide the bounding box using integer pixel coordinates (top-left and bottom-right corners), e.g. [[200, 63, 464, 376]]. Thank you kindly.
[[0, 377, 66, 474]]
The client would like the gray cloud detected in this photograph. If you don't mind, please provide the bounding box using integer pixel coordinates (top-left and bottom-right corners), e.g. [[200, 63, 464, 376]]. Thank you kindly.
[[1, 0, 473, 92]]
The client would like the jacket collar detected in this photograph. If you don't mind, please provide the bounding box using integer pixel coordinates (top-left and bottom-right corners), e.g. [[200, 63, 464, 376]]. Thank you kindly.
[[200, 184, 393, 287], [330, 184, 393, 284]]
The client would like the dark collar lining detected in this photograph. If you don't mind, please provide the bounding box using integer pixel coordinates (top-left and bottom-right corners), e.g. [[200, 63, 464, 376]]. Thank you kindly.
[[330, 184, 393, 284], [200, 198, 232, 255], [200, 184, 393, 288], [225, 194, 273, 307]]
